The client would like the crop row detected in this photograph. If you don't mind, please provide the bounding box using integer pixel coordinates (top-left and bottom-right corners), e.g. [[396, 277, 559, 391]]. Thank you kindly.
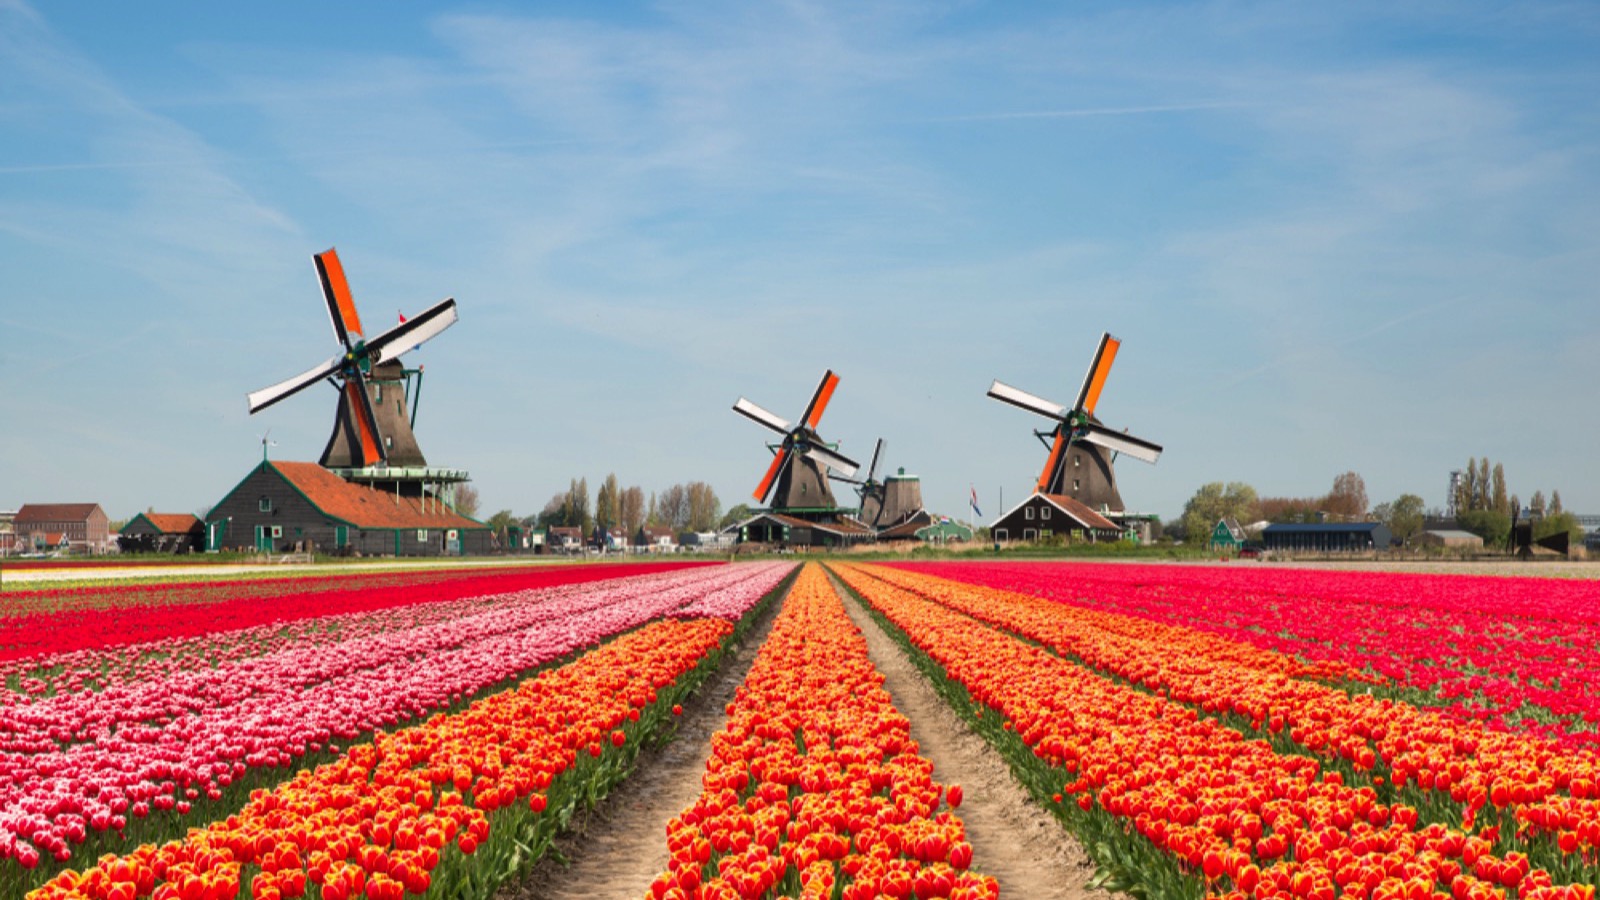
[[887, 561, 1600, 877], [0, 564, 792, 875], [19, 608, 745, 900], [0, 562, 712, 666], [897, 562, 1600, 747], [647, 564, 995, 900], [835, 563, 1593, 900]]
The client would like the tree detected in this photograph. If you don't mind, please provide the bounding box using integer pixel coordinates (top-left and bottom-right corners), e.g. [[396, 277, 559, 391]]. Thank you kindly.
[[1260, 496, 1321, 523], [1530, 490, 1546, 518], [1384, 494, 1426, 545], [720, 503, 753, 529], [620, 486, 646, 536], [486, 509, 517, 546], [537, 492, 568, 527], [1550, 490, 1564, 516], [455, 484, 481, 519], [1458, 509, 1511, 548], [1460, 459, 1478, 513], [646, 491, 659, 526], [655, 484, 689, 529], [1324, 471, 1368, 520], [595, 476, 616, 531], [1491, 464, 1508, 516], [1534, 511, 1582, 546], [685, 481, 721, 532], [1508, 493, 1520, 519], [574, 477, 592, 534], [1178, 482, 1259, 544], [1476, 459, 1491, 511]]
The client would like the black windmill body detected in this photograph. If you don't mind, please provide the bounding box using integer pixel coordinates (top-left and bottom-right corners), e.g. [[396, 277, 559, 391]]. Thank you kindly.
[[734, 371, 860, 516], [988, 332, 1162, 513], [247, 248, 459, 478], [833, 439, 925, 529]]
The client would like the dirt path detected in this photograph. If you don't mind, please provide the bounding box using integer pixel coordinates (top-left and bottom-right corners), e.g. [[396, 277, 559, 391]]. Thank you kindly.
[[836, 578, 1121, 900], [500, 594, 784, 900]]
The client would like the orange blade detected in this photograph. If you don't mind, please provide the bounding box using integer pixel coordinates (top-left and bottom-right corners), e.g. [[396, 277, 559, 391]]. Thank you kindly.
[[1077, 334, 1120, 417], [346, 379, 383, 466], [317, 248, 365, 345], [803, 371, 839, 429], [754, 449, 789, 502], [1036, 430, 1066, 493]]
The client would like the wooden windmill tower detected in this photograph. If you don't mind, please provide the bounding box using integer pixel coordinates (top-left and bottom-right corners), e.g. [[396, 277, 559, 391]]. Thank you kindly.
[[987, 332, 1162, 513], [733, 370, 860, 515], [246, 248, 465, 499], [833, 439, 926, 530]]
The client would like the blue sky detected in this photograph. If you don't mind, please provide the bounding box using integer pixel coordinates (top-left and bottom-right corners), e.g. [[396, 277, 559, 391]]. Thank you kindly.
[[2, 0, 1597, 523]]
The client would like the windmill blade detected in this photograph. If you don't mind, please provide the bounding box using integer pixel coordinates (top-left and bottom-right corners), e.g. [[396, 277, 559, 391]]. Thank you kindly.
[[345, 368, 388, 467], [365, 298, 458, 362], [1036, 430, 1068, 493], [1073, 332, 1121, 416], [247, 353, 344, 413], [733, 398, 793, 435], [1078, 422, 1162, 464], [800, 370, 840, 430], [987, 380, 1066, 420], [754, 446, 792, 503], [315, 249, 364, 349], [806, 442, 859, 479], [866, 438, 886, 483]]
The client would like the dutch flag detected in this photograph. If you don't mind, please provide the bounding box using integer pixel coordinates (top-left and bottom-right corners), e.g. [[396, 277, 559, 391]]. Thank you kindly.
[[969, 485, 982, 518]]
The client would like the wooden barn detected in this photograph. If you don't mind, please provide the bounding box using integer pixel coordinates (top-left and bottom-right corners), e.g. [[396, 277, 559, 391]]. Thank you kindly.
[[1261, 522, 1392, 553], [990, 493, 1122, 544], [118, 513, 204, 554], [205, 460, 491, 556], [732, 512, 874, 549]]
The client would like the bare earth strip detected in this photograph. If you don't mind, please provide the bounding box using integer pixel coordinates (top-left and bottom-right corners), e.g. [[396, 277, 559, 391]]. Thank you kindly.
[[500, 592, 786, 900], [836, 580, 1122, 900]]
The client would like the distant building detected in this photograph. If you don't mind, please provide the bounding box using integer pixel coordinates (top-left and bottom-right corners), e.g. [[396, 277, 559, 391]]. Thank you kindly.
[[990, 494, 1122, 543], [636, 525, 677, 553], [679, 530, 735, 552], [915, 519, 973, 544], [1413, 529, 1484, 551], [206, 460, 490, 556], [15, 503, 111, 554], [1261, 522, 1392, 553], [1210, 518, 1247, 552], [118, 513, 205, 554], [547, 526, 584, 553]]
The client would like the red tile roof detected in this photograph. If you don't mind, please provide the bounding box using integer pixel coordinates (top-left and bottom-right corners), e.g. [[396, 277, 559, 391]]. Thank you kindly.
[[271, 462, 485, 530], [16, 504, 103, 524], [142, 513, 202, 534], [1038, 494, 1120, 532]]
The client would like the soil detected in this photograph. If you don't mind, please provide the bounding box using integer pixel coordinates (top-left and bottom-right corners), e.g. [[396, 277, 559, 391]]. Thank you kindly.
[[500, 594, 785, 900], [502, 571, 1122, 899], [836, 582, 1121, 900]]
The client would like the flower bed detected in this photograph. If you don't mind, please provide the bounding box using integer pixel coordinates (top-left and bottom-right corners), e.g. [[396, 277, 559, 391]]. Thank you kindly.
[[835, 563, 1594, 900], [647, 564, 996, 900], [0, 564, 793, 881]]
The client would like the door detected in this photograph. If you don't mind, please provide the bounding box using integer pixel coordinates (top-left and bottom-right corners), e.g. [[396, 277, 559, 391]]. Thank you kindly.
[[254, 525, 272, 552], [334, 525, 348, 550], [206, 520, 225, 552]]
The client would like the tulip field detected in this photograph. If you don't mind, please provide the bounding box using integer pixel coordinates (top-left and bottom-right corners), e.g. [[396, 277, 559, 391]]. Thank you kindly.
[[4, 558, 1598, 900]]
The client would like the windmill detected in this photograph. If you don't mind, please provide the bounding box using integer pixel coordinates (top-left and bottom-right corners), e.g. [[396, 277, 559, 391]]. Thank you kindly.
[[246, 248, 458, 470], [987, 332, 1162, 512], [834, 439, 888, 524], [733, 370, 860, 513]]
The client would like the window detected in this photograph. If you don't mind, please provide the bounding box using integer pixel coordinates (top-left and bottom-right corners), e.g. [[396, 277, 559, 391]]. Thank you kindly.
[[1025, 507, 1034, 520], [373, 383, 382, 402], [417, 529, 429, 542], [1073, 455, 1081, 468], [270, 526, 283, 538], [1042, 529, 1052, 538], [385, 436, 393, 448], [1072, 479, 1080, 491], [1023, 529, 1037, 541], [995, 528, 1008, 541], [259, 497, 272, 512], [1041, 507, 1052, 520]]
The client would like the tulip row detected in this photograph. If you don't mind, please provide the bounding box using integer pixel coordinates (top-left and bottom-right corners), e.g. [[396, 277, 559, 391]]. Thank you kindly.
[[0, 562, 711, 669], [883, 563, 1600, 873], [19, 611, 744, 900], [648, 564, 996, 900], [896, 562, 1600, 747], [3, 564, 720, 704], [1, 564, 793, 876], [833, 563, 1594, 900]]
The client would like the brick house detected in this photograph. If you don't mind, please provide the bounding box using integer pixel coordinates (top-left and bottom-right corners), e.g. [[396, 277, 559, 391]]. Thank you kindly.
[[15, 503, 111, 554]]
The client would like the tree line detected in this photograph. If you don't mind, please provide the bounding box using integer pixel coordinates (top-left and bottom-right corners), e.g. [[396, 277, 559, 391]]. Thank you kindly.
[[518, 476, 726, 537], [1170, 460, 1582, 549]]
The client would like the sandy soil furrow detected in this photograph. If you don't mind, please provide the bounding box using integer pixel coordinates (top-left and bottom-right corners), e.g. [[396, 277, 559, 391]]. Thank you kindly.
[[500, 593, 786, 900], [836, 576, 1121, 900]]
